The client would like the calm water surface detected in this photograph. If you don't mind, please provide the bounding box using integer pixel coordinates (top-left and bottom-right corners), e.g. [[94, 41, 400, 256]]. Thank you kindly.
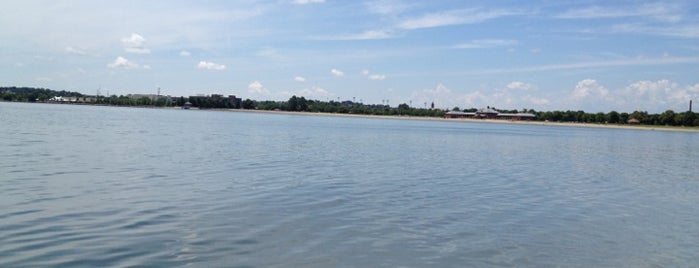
[[1, 102, 698, 267]]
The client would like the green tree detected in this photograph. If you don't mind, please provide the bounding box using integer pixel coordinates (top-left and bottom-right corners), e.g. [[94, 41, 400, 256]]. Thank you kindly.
[[242, 99, 255, 109], [660, 110, 676, 125], [619, 112, 629, 124], [607, 111, 620, 124]]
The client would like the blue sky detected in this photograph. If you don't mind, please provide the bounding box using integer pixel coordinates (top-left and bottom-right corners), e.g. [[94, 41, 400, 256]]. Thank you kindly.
[[2, 0, 698, 112]]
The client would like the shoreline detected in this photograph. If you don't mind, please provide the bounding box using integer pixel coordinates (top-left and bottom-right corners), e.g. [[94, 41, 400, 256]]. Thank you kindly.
[[6, 101, 699, 133], [224, 108, 699, 133]]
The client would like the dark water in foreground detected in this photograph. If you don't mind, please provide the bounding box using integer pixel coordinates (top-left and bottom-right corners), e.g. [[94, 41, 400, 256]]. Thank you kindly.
[[1, 102, 698, 267]]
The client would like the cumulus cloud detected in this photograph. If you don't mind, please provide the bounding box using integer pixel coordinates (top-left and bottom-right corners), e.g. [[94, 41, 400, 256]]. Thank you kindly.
[[331, 68, 344, 77], [405, 82, 553, 110], [620, 79, 689, 110], [294, 76, 306, 82], [179, 50, 191, 57], [368, 74, 387, 80], [506, 81, 533, 91], [121, 33, 150, 54], [522, 95, 550, 106], [572, 79, 609, 99], [197, 61, 226, 70], [248, 80, 270, 94], [291, 0, 324, 4], [362, 69, 387, 80], [562, 79, 699, 112], [65, 46, 86, 55], [281, 87, 331, 99], [409, 83, 457, 108], [624, 80, 675, 97], [107, 56, 139, 69]]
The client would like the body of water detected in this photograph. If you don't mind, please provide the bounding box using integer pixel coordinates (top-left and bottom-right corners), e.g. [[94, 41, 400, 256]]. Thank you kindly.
[[1, 102, 698, 267]]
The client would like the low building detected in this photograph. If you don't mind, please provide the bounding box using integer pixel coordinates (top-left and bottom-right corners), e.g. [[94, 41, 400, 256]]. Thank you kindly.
[[188, 94, 242, 109], [445, 108, 535, 120]]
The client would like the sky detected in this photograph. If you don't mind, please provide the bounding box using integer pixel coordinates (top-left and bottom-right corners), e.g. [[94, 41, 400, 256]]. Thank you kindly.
[[2, 0, 699, 113]]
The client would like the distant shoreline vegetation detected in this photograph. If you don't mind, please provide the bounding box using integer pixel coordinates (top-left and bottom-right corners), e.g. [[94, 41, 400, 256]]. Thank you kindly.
[[2, 86, 698, 127]]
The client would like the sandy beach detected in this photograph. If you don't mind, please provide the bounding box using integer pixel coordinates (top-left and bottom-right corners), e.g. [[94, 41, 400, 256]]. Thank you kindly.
[[218, 108, 699, 133]]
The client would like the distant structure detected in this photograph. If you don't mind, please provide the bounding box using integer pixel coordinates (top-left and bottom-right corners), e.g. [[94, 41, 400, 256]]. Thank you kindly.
[[627, 118, 640, 124], [445, 107, 535, 120], [188, 94, 242, 108], [690, 100, 693, 112]]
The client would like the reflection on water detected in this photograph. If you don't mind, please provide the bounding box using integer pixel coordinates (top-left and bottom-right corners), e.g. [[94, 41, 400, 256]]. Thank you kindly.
[[1, 102, 698, 267]]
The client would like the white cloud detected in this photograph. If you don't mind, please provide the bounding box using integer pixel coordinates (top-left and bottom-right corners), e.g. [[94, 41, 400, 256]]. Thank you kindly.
[[562, 79, 699, 112], [121, 33, 150, 54], [362, 69, 387, 80], [453, 39, 518, 49], [522, 95, 551, 106], [297, 86, 330, 99], [65, 46, 86, 55], [612, 79, 699, 112], [107, 56, 139, 69], [291, 0, 324, 4], [555, 3, 682, 23], [572, 79, 609, 99], [612, 23, 699, 39], [294, 76, 306, 82], [398, 8, 521, 30], [621, 80, 683, 107], [689, 84, 699, 94], [179, 50, 191, 57], [197, 61, 226, 70], [506, 81, 533, 91], [331, 68, 344, 77], [407, 82, 551, 110], [248, 80, 270, 94], [409, 83, 457, 108], [369, 74, 387, 80], [470, 56, 699, 75], [320, 30, 396, 40]]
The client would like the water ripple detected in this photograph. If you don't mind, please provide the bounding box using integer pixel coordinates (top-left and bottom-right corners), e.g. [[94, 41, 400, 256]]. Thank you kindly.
[[1, 103, 699, 267]]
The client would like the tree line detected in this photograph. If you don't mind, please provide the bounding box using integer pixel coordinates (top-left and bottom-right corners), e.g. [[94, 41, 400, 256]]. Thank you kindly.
[[247, 96, 445, 117], [1, 87, 83, 102], [2, 87, 697, 126], [532, 109, 697, 126]]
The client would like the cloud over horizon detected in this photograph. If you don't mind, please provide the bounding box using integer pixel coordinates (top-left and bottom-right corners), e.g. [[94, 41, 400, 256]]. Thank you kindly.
[[331, 69, 344, 77], [121, 33, 150, 54], [197, 61, 226, 71], [107, 56, 139, 69], [2, 1, 697, 112]]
